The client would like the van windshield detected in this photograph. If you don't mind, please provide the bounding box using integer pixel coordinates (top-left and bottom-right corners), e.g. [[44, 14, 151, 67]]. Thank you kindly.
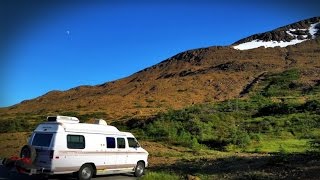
[[127, 137, 140, 148], [32, 133, 53, 147]]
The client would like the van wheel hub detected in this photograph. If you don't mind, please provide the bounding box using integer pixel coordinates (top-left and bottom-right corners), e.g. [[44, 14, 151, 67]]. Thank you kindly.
[[136, 165, 143, 174], [78, 164, 93, 180], [81, 167, 92, 179], [134, 162, 145, 177]]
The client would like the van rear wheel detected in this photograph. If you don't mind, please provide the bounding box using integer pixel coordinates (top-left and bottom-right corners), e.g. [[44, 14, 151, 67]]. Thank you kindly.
[[134, 161, 145, 177], [78, 164, 93, 180]]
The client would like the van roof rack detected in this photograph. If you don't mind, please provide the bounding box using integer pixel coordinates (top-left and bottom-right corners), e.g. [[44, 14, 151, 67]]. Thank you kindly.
[[47, 116, 80, 123]]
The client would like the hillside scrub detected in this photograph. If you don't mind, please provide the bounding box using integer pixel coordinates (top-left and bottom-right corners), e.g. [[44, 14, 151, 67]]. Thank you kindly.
[[261, 69, 301, 97], [125, 70, 320, 153], [139, 101, 320, 152], [143, 110, 251, 150], [0, 114, 44, 133], [0, 111, 108, 133]]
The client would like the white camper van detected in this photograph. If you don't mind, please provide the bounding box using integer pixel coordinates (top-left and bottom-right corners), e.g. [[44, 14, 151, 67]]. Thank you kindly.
[[18, 116, 148, 180]]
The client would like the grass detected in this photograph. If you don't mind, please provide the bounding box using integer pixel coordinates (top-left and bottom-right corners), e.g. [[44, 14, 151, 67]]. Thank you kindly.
[[140, 171, 181, 180], [146, 145, 320, 179], [244, 138, 310, 153]]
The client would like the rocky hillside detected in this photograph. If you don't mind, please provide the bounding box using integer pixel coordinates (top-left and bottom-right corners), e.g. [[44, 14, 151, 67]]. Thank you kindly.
[[1, 17, 320, 121]]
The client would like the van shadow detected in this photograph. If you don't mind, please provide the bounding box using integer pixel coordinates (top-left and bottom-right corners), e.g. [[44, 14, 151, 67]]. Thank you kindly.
[[149, 152, 320, 179], [0, 165, 136, 180], [50, 173, 136, 180]]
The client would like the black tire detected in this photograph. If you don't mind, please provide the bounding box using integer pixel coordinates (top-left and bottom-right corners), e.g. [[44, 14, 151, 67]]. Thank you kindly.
[[134, 161, 145, 177], [78, 164, 93, 180], [20, 145, 37, 163]]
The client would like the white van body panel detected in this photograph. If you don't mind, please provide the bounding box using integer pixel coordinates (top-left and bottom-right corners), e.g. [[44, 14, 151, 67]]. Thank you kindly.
[[28, 116, 148, 176]]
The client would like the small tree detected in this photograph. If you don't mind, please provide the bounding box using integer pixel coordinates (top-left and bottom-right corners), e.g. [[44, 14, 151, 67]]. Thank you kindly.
[[191, 137, 201, 151]]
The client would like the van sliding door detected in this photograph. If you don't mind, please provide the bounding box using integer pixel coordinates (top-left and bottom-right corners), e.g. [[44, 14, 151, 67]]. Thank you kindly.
[[116, 137, 128, 167], [105, 137, 117, 169]]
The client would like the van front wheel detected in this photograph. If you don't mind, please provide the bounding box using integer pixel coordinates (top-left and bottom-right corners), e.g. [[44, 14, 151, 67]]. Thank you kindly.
[[134, 161, 145, 177], [78, 164, 93, 180]]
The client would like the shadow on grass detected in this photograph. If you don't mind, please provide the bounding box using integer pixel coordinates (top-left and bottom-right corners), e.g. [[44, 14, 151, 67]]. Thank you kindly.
[[149, 152, 320, 179]]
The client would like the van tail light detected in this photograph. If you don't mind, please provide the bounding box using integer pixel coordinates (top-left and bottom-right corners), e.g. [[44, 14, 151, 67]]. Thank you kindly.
[[49, 150, 54, 159]]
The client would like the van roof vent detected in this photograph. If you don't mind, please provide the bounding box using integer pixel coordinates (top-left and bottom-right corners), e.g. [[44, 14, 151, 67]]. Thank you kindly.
[[47, 116, 80, 123], [94, 119, 107, 125]]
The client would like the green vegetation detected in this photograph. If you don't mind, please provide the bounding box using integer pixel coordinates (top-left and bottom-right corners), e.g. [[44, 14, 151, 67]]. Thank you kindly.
[[243, 137, 310, 153], [123, 69, 320, 153], [261, 69, 300, 97], [0, 114, 44, 133], [135, 101, 319, 153], [140, 171, 181, 180]]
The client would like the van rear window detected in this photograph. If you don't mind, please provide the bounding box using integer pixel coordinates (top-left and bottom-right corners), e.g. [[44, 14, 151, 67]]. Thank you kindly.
[[32, 133, 53, 147]]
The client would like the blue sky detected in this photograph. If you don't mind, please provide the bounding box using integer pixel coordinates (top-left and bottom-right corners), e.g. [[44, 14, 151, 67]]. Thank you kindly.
[[1, 0, 319, 107]]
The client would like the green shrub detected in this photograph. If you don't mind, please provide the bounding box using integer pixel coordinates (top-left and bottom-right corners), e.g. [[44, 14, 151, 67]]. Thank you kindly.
[[0, 119, 35, 133], [256, 103, 299, 116], [309, 138, 320, 152], [250, 133, 262, 142], [301, 100, 320, 113], [191, 137, 201, 150], [144, 108, 252, 149], [229, 129, 251, 148]]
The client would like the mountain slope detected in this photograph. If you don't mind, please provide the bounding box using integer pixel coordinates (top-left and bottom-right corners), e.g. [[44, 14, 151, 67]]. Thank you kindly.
[[1, 17, 320, 121], [233, 17, 320, 50]]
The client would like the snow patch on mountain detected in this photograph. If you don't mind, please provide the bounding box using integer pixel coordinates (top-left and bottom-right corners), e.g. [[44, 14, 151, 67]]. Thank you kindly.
[[232, 39, 307, 50], [233, 22, 319, 50], [310, 22, 319, 38]]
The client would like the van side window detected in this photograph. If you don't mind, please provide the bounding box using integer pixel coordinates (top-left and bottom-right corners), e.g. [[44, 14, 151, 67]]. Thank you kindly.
[[106, 137, 115, 148], [127, 137, 140, 148], [67, 135, 85, 149], [117, 138, 125, 149]]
